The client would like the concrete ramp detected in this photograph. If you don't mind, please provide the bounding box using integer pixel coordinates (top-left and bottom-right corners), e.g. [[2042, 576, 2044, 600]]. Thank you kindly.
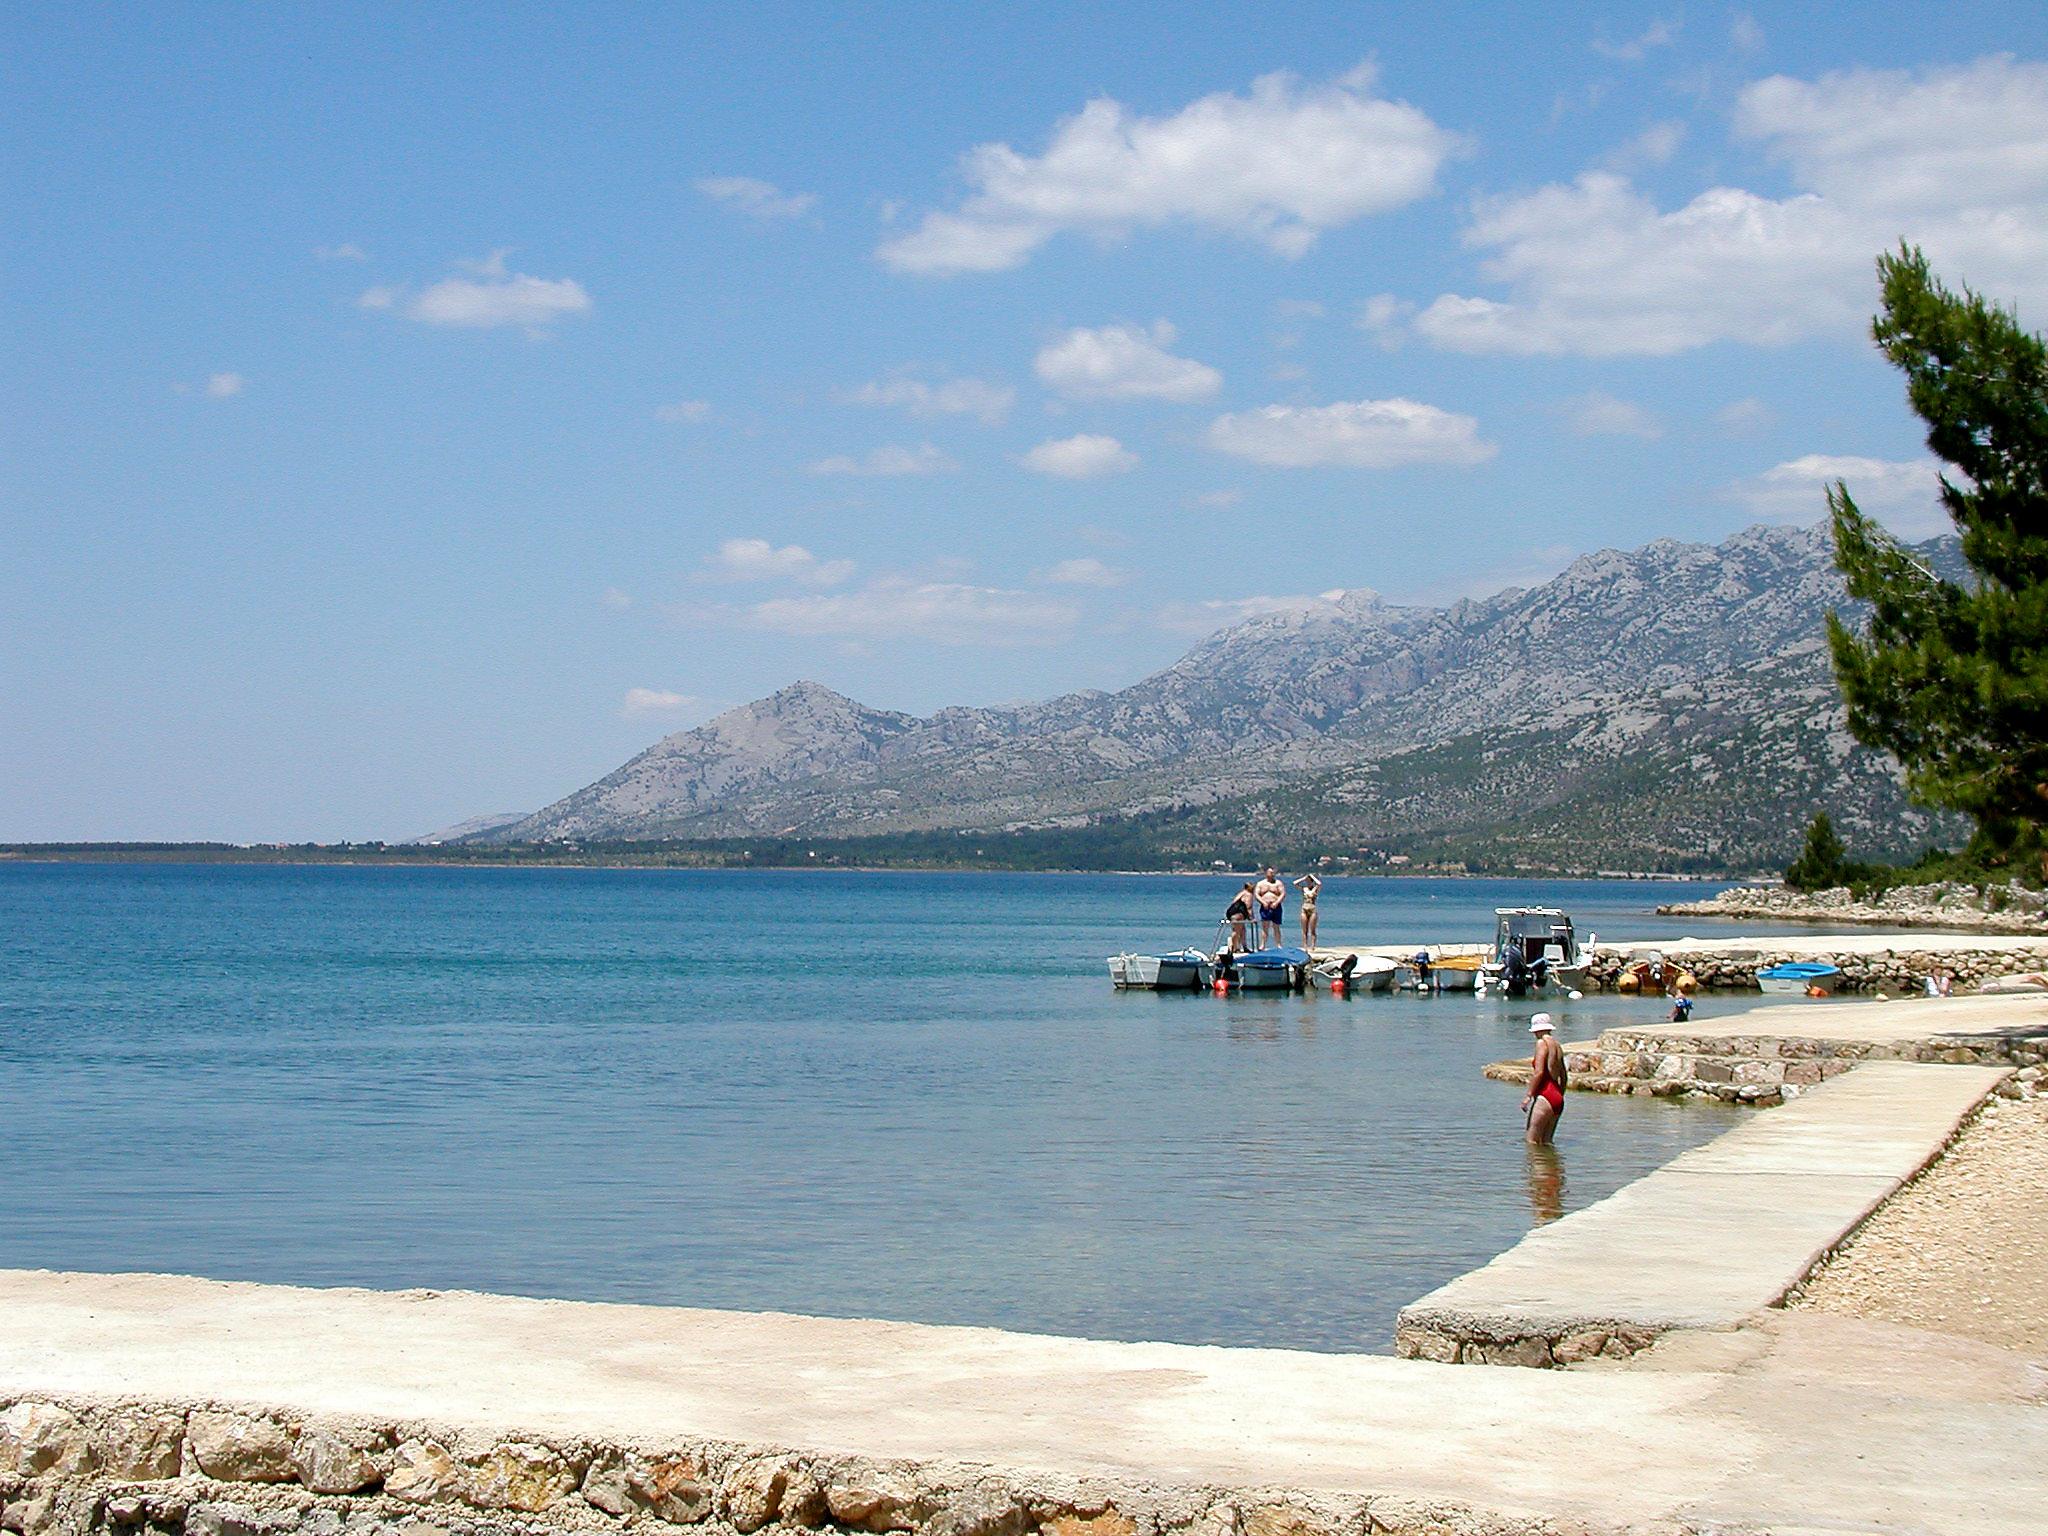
[[1396, 1061, 2009, 1365]]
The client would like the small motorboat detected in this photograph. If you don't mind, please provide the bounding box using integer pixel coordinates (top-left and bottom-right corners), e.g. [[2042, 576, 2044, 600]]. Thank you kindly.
[[1312, 953, 1398, 992], [1109, 948, 1214, 991], [1482, 908, 1592, 997], [1220, 945, 1312, 991], [1757, 961, 1844, 996]]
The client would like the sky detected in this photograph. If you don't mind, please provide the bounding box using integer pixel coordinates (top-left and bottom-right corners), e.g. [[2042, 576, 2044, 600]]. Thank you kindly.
[[5, 2, 2046, 841]]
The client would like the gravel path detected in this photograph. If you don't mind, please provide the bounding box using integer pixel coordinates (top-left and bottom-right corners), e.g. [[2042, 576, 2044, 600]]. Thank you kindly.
[[1794, 1092, 2048, 1357]]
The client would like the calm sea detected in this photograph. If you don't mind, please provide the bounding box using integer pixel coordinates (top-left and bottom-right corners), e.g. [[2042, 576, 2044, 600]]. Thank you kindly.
[[1, 864, 1819, 1351]]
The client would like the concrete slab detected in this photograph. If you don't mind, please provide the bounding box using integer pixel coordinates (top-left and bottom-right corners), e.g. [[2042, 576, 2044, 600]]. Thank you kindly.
[[1624, 991, 2048, 1049], [1398, 1062, 2006, 1344], [4, 1268, 2046, 1535]]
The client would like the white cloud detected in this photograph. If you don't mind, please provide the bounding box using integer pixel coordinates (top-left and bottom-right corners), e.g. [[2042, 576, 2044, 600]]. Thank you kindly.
[[1038, 556, 1128, 588], [808, 443, 957, 476], [877, 65, 1459, 275], [655, 399, 712, 423], [745, 580, 1080, 645], [1600, 120, 1686, 172], [1021, 433, 1138, 478], [1402, 58, 2048, 357], [1033, 321, 1221, 402], [1204, 398, 1496, 468], [702, 538, 854, 587], [622, 688, 700, 719], [1715, 397, 1774, 434], [1561, 390, 1661, 439], [1592, 18, 1679, 63], [601, 587, 634, 610], [370, 252, 592, 331], [315, 243, 368, 262], [1730, 12, 1764, 52], [1724, 454, 1947, 537], [844, 375, 1014, 425], [204, 372, 245, 398], [695, 176, 816, 219]]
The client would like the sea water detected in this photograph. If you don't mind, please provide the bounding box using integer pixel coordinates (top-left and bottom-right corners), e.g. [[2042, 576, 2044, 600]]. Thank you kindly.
[[1, 864, 1819, 1351]]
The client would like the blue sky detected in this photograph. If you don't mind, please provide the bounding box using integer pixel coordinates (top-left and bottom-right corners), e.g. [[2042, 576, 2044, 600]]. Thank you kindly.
[[6, 2, 2046, 840]]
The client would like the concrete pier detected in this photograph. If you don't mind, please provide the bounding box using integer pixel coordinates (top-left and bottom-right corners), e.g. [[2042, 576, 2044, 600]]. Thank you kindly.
[[1396, 1060, 2008, 1364]]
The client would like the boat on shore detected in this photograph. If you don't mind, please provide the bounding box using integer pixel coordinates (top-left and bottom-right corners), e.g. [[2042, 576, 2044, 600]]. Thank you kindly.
[[1757, 961, 1844, 995], [1108, 948, 1213, 991]]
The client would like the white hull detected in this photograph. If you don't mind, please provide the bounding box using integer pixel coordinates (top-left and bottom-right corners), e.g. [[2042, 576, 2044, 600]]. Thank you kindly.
[[1233, 964, 1299, 990], [1314, 956, 1398, 992], [1758, 973, 1842, 996], [1109, 952, 1211, 990]]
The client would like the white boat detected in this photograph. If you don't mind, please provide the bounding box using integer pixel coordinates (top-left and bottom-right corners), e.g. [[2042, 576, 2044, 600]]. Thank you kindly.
[[1482, 908, 1592, 996], [1108, 949, 1214, 991], [1312, 953, 1398, 992]]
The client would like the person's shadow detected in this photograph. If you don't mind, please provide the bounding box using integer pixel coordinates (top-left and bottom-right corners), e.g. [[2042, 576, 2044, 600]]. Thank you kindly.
[[1525, 1144, 1565, 1224]]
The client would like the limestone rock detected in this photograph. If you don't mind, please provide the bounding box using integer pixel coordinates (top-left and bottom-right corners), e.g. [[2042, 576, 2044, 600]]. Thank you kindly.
[[628, 1457, 713, 1525], [92, 1411, 183, 1481], [581, 1455, 633, 1518], [923, 1486, 1028, 1536], [1551, 1329, 1609, 1364], [825, 1468, 927, 1531], [722, 1457, 824, 1533], [1467, 1336, 1553, 1368], [291, 1424, 388, 1495], [0, 1403, 92, 1478], [184, 1414, 296, 1484], [465, 1442, 577, 1513], [1, 1486, 60, 1536], [1043, 1512, 1137, 1536], [384, 1441, 463, 1504]]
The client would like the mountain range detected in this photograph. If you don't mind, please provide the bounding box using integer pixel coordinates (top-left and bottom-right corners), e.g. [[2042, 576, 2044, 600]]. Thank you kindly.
[[455, 523, 1964, 872]]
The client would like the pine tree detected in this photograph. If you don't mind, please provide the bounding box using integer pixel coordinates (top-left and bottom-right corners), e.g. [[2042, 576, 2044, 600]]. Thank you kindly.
[[1784, 813, 1849, 891], [1825, 246, 2048, 878]]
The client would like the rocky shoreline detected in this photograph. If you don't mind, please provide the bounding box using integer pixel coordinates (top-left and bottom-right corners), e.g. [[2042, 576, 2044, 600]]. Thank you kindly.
[[1658, 880, 2048, 935]]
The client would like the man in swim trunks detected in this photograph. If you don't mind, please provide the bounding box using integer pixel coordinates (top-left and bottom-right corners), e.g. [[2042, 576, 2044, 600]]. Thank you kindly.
[[1522, 1013, 1566, 1146], [1223, 882, 1254, 953], [1254, 868, 1286, 949]]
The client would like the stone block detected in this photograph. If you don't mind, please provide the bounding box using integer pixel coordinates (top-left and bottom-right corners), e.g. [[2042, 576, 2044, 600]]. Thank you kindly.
[[1466, 1336, 1552, 1368], [185, 1414, 295, 1484], [0, 1403, 92, 1479], [1044, 1511, 1137, 1536], [1550, 1329, 1608, 1363], [292, 1424, 388, 1495], [825, 1467, 927, 1531], [722, 1457, 822, 1534], [465, 1442, 577, 1513], [923, 1485, 1029, 1536], [92, 1411, 183, 1481], [1391, 1326, 1459, 1363], [384, 1441, 463, 1505], [629, 1458, 714, 1525]]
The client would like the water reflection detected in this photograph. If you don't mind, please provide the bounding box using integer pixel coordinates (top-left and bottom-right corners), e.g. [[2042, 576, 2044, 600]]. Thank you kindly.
[[1525, 1144, 1566, 1223]]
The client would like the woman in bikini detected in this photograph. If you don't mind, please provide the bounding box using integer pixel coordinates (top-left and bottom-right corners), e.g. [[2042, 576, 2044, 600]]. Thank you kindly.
[[1293, 871, 1322, 949], [1521, 1013, 1567, 1146]]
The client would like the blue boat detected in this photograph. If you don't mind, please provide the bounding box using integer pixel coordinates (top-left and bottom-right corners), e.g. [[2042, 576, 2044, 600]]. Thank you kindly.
[[1757, 961, 1844, 995], [1222, 945, 1312, 991]]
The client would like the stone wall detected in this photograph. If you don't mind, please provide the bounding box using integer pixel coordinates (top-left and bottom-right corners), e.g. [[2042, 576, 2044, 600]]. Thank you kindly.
[[1485, 1023, 2046, 1107], [0, 1396, 1532, 1536], [1581, 940, 2048, 995]]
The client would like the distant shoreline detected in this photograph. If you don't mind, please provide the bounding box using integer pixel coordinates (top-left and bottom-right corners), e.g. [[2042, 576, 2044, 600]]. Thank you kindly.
[[0, 845, 1740, 881]]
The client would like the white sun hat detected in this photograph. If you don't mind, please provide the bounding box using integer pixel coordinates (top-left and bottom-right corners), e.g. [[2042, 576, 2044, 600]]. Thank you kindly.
[[1529, 1013, 1555, 1034]]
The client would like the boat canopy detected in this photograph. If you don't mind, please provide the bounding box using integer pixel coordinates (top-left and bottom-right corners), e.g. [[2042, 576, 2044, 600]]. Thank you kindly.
[[1236, 946, 1312, 967], [1493, 907, 1578, 962]]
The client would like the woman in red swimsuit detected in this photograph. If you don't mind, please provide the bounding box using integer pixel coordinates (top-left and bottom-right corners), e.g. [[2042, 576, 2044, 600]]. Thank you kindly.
[[1522, 1013, 1566, 1146]]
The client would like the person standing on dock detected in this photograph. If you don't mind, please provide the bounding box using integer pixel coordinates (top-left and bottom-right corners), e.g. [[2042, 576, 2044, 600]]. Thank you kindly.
[[1293, 871, 1322, 950], [1522, 1014, 1566, 1146], [1224, 882, 1254, 953], [1254, 868, 1286, 949]]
